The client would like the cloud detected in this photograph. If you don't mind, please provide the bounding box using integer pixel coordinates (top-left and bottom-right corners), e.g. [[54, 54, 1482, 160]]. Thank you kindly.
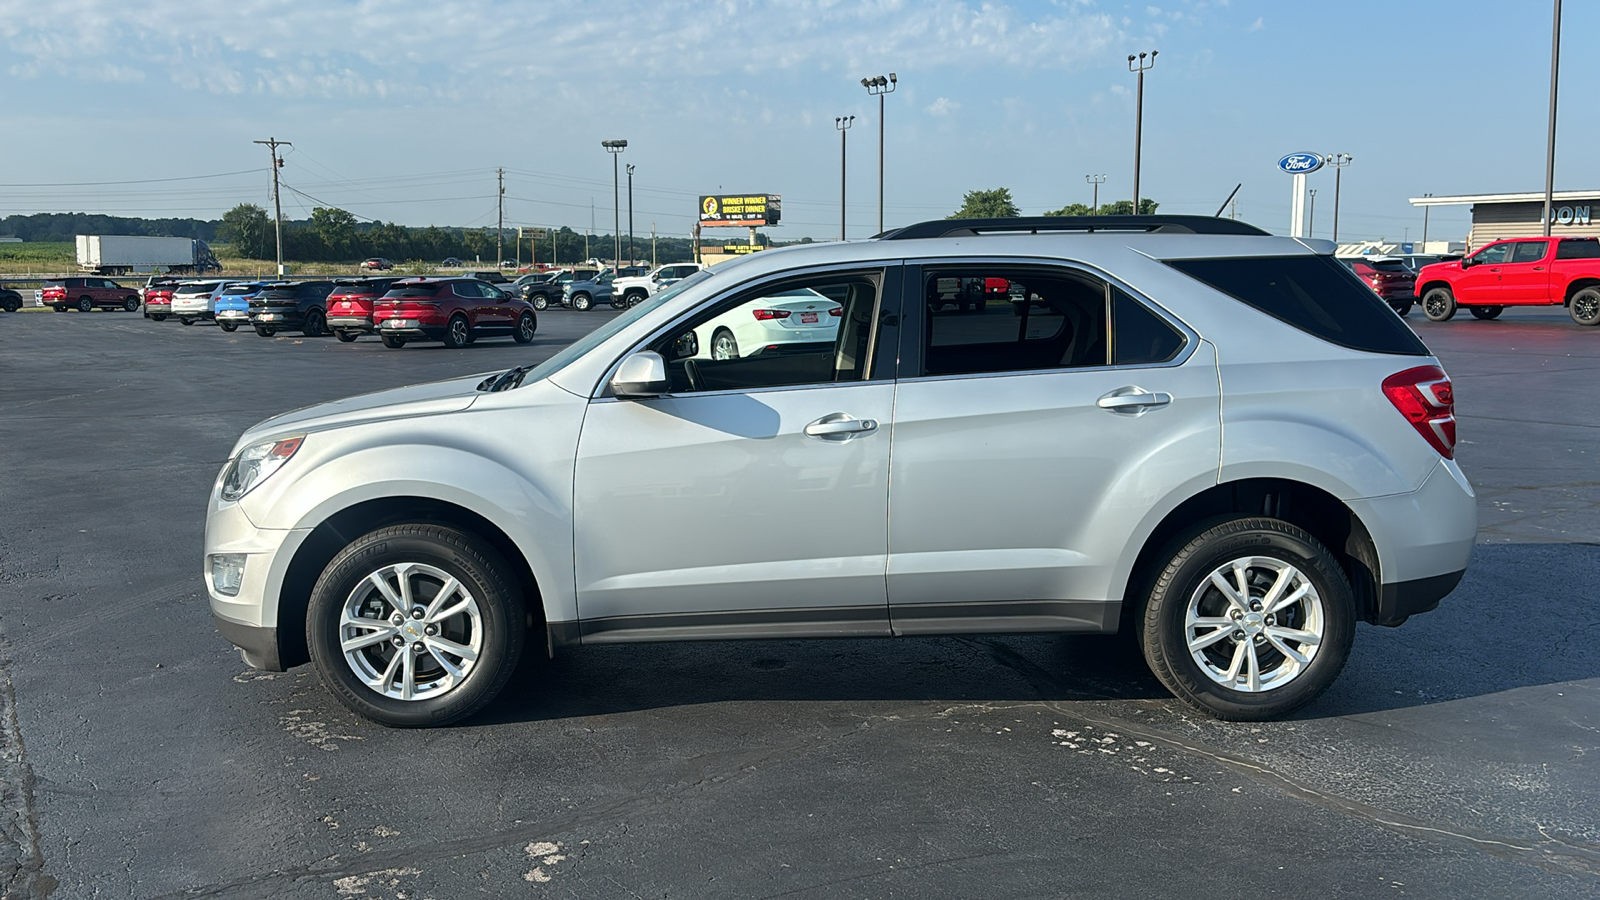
[[927, 97, 961, 117], [1248, 16, 1265, 32]]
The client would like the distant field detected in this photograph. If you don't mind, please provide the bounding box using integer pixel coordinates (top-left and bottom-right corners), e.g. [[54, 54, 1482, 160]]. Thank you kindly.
[[0, 242, 74, 273]]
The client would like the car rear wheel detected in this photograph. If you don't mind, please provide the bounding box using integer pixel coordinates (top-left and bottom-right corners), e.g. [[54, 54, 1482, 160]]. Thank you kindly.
[[335, 330, 358, 343], [1389, 300, 1413, 317], [1422, 287, 1456, 321], [572, 293, 592, 312], [254, 326, 276, 337], [303, 308, 327, 337], [77, 296, 94, 312], [1468, 305, 1504, 320], [123, 296, 140, 312], [219, 321, 239, 333], [1139, 517, 1355, 721], [711, 328, 739, 360], [381, 335, 406, 349], [150, 313, 168, 322], [512, 311, 537, 343], [442, 314, 471, 348], [180, 317, 196, 326], [306, 524, 526, 728], [1569, 287, 1600, 326]]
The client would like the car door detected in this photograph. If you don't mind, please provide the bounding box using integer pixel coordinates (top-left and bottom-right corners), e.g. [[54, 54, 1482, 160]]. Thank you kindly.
[[1457, 242, 1511, 302], [1497, 240, 1552, 304], [885, 261, 1220, 635], [571, 266, 901, 642]]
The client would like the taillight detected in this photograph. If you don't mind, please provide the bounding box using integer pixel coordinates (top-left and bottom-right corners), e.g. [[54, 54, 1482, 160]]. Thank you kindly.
[[828, 307, 843, 317], [1382, 365, 1455, 459], [752, 309, 790, 320]]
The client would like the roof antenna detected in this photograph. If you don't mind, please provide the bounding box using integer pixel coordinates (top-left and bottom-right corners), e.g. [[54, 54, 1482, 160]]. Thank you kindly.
[[1215, 183, 1242, 218]]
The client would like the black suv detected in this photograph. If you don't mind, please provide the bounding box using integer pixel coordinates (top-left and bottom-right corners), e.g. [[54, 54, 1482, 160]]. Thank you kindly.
[[464, 270, 511, 285], [247, 281, 336, 337]]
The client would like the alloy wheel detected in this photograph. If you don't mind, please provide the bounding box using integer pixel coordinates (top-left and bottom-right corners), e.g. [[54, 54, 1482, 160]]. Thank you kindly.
[[1184, 556, 1325, 693], [338, 562, 483, 702]]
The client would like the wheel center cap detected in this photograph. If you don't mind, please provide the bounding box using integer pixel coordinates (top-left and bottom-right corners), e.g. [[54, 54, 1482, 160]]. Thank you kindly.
[[1242, 612, 1265, 634], [400, 620, 427, 643]]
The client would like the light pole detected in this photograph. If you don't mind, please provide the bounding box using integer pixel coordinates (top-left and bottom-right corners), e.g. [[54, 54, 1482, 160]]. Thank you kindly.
[[601, 139, 627, 266], [1326, 152, 1352, 242], [836, 116, 854, 241], [1128, 50, 1157, 214], [1543, 0, 1562, 237], [626, 163, 635, 267], [1422, 192, 1433, 251], [1086, 174, 1106, 213], [1308, 189, 1317, 238], [860, 72, 897, 234]]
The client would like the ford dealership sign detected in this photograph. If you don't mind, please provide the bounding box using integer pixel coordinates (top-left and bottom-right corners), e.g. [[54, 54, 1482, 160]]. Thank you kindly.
[[1278, 153, 1324, 175]]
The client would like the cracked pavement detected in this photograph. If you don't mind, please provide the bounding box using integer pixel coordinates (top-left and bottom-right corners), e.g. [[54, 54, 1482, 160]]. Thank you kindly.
[[0, 305, 1595, 898]]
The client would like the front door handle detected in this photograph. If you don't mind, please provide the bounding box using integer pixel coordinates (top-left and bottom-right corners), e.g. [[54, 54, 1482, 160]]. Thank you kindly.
[[804, 413, 879, 440], [1097, 387, 1173, 414]]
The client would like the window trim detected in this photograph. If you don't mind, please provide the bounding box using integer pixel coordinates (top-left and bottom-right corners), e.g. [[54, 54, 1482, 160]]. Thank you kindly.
[[590, 262, 902, 401], [897, 257, 1196, 383]]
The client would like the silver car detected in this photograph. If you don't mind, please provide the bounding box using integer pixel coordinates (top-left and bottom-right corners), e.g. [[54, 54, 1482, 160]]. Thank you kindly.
[[205, 216, 1476, 727]]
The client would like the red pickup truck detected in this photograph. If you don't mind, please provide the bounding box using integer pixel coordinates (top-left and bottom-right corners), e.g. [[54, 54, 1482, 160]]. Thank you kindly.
[[1414, 236, 1600, 325]]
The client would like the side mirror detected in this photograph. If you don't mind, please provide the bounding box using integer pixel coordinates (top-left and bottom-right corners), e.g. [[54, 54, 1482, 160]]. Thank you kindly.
[[610, 351, 669, 398], [672, 330, 699, 359], [1460, 257, 1474, 268]]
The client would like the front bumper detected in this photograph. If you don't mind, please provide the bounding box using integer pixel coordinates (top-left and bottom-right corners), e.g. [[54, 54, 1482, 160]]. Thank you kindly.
[[1348, 458, 1477, 626], [205, 495, 312, 671]]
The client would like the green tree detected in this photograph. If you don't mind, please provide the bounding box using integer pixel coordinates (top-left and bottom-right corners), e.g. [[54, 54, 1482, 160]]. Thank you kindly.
[[310, 207, 358, 260], [217, 203, 272, 259], [1042, 199, 1160, 216], [948, 188, 1020, 219], [1043, 202, 1095, 216]]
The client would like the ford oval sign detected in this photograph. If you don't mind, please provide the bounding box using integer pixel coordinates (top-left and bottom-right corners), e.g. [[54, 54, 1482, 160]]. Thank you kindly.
[[1278, 153, 1324, 175]]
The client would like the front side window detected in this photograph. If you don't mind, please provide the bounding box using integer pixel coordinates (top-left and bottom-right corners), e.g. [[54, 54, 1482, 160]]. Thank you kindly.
[[1509, 241, 1547, 263], [920, 268, 1109, 376], [1472, 243, 1513, 265], [652, 272, 881, 393]]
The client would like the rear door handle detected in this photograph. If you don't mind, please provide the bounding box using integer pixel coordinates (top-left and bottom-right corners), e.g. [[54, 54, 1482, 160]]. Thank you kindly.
[[1097, 387, 1172, 414], [804, 413, 878, 440]]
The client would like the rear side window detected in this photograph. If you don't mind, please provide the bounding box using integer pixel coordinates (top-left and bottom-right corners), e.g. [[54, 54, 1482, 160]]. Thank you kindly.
[[1112, 288, 1185, 365], [921, 268, 1109, 376], [1509, 241, 1548, 263], [1556, 239, 1600, 260], [1166, 256, 1428, 356]]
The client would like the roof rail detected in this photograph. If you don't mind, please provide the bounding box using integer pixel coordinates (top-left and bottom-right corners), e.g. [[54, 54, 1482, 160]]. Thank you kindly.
[[876, 215, 1270, 240]]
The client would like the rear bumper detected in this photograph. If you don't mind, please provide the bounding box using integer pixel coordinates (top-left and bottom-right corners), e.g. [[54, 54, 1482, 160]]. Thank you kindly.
[[1348, 458, 1477, 626], [1375, 570, 1463, 627], [251, 311, 305, 327], [215, 309, 251, 321], [326, 316, 374, 331]]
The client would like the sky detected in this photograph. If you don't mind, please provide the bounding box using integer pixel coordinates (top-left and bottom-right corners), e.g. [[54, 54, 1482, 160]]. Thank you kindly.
[[1, 0, 1594, 245]]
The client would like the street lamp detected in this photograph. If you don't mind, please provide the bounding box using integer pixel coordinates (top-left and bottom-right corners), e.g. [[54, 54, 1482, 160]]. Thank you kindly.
[[1086, 174, 1106, 213], [860, 72, 897, 234], [836, 116, 854, 241], [1308, 189, 1317, 238], [601, 139, 627, 267], [1422, 192, 1433, 251], [626, 163, 635, 268], [1543, 0, 1563, 237], [1326, 152, 1352, 242], [1128, 50, 1157, 214]]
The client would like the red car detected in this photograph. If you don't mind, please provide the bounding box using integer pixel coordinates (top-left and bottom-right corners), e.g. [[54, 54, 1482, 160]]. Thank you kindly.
[[40, 277, 140, 312], [1342, 258, 1417, 315], [360, 258, 395, 271], [372, 277, 539, 349], [325, 277, 401, 342], [143, 282, 184, 321], [1415, 236, 1600, 324]]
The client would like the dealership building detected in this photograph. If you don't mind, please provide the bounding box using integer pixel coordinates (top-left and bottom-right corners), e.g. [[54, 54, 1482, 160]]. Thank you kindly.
[[1409, 191, 1600, 251]]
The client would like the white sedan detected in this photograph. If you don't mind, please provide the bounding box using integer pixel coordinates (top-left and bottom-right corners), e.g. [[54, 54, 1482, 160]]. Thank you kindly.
[[689, 287, 840, 360]]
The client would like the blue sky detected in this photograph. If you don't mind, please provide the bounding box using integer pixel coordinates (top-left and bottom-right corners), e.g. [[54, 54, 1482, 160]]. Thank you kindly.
[[1, 0, 1593, 244]]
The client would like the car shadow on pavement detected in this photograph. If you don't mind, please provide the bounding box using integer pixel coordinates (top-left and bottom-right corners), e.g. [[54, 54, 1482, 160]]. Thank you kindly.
[[469, 543, 1599, 726]]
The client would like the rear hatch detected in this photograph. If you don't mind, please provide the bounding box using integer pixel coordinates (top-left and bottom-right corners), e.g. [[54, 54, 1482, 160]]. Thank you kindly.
[[215, 283, 264, 312], [250, 287, 303, 318]]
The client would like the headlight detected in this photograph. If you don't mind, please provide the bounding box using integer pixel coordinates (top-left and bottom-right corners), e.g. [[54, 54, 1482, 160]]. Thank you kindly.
[[218, 435, 304, 502]]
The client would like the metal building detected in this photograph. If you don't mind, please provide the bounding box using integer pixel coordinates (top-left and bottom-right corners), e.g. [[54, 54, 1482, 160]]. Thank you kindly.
[[1410, 191, 1600, 250]]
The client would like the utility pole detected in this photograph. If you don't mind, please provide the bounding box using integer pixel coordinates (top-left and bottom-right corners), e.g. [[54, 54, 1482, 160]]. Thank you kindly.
[[861, 73, 897, 234], [1422, 192, 1433, 250], [626, 163, 635, 267], [1086, 174, 1106, 213], [651, 223, 657, 268], [496, 167, 505, 266], [1326, 153, 1353, 242], [1128, 51, 1157, 214], [253, 137, 291, 276], [836, 116, 854, 240], [1543, 0, 1563, 237], [586, 201, 592, 262]]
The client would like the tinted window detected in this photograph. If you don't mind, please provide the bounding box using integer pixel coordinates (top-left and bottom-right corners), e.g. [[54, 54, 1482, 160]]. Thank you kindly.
[[1166, 256, 1428, 356], [221, 284, 258, 295], [1112, 288, 1185, 365], [921, 268, 1108, 376], [1472, 244, 1512, 265], [1368, 259, 1409, 272], [176, 282, 221, 295], [1555, 239, 1600, 260], [1510, 241, 1548, 264], [386, 284, 446, 299], [43, 280, 64, 288]]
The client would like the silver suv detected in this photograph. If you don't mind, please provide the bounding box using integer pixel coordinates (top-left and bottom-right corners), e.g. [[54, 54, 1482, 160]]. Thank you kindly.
[[205, 216, 1476, 727]]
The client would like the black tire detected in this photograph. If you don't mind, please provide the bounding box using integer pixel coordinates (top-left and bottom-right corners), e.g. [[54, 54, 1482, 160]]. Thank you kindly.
[[219, 321, 239, 333], [123, 296, 140, 312], [302, 308, 327, 337], [1139, 517, 1355, 721], [1569, 287, 1600, 326], [710, 327, 738, 361], [305, 524, 526, 728], [254, 326, 276, 337], [1389, 300, 1413, 317], [512, 311, 537, 343], [610, 294, 628, 310], [1468, 305, 1503, 320], [77, 296, 94, 312], [1, 298, 19, 313], [180, 317, 196, 326], [623, 290, 647, 308], [442, 314, 471, 348], [150, 313, 168, 322], [531, 293, 549, 311], [381, 334, 406, 349], [1421, 286, 1456, 322], [335, 330, 359, 343], [571, 292, 592, 312]]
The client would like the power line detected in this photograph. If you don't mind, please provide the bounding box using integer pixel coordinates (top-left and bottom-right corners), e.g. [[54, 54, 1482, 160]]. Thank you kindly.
[[0, 169, 260, 188]]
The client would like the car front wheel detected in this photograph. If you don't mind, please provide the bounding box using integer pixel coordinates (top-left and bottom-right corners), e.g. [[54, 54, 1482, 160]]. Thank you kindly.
[[306, 524, 526, 727], [531, 293, 549, 311], [1422, 287, 1456, 322], [1140, 517, 1355, 721], [123, 296, 140, 312], [512, 311, 537, 343]]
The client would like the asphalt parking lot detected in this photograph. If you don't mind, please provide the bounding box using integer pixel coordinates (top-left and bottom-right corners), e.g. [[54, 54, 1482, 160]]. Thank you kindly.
[[0, 305, 1597, 898]]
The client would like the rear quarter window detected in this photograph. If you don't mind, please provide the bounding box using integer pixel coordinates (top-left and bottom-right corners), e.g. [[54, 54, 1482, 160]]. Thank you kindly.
[[1165, 256, 1428, 356], [1556, 239, 1600, 260]]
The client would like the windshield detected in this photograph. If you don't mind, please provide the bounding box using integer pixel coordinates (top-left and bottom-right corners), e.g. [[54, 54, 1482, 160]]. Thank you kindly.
[[176, 282, 220, 295], [521, 268, 718, 386], [221, 284, 260, 295]]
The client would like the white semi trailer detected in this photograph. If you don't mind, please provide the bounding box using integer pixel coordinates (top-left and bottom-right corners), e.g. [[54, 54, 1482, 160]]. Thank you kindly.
[[76, 235, 221, 275]]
